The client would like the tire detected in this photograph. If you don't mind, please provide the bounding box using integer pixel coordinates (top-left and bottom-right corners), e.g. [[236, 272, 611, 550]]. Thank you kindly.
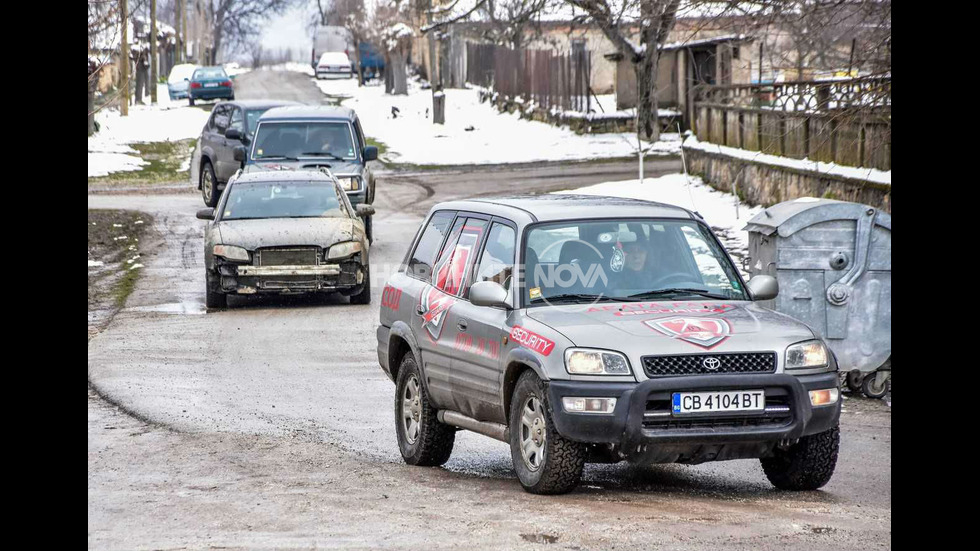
[[201, 161, 220, 207], [509, 371, 586, 494], [189, 96, 195, 106], [862, 372, 888, 399], [205, 272, 226, 309], [845, 370, 863, 392], [761, 424, 840, 491], [349, 263, 371, 304], [364, 215, 373, 243], [394, 354, 455, 466]]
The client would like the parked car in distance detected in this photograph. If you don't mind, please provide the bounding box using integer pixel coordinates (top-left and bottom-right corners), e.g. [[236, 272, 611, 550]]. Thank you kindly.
[[197, 171, 374, 308], [239, 105, 379, 241], [377, 195, 842, 495], [312, 25, 352, 68], [355, 42, 385, 79], [316, 52, 353, 79], [190, 100, 301, 207], [167, 63, 197, 100], [188, 66, 234, 106]]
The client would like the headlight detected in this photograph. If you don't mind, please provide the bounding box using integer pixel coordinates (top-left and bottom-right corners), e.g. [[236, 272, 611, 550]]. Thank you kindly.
[[564, 348, 632, 375], [337, 177, 360, 191], [327, 240, 363, 260], [785, 340, 829, 369], [213, 244, 249, 262]]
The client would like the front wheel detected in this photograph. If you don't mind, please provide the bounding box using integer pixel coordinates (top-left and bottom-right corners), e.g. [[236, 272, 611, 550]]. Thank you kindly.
[[189, 96, 195, 106], [205, 273, 226, 309], [394, 354, 455, 466], [349, 263, 371, 305], [761, 424, 839, 491], [509, 371, 586, 494]]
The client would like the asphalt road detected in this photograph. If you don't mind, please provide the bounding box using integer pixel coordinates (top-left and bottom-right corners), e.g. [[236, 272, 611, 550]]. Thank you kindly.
[[88, 68, 891, 550]]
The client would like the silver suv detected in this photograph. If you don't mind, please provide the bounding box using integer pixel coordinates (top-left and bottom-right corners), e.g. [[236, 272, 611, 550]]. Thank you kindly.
[[376, 195, 841, 494]]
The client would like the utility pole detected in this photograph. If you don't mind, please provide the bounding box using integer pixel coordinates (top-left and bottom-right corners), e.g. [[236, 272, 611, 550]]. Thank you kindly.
[[182, 0, 189, 63], [174, 0, 182, 63], [150, 0, 158, 103], [120, 0, 129, 116]]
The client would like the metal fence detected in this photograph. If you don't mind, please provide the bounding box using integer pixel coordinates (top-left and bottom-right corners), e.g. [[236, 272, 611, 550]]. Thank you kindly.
[[692, 76, 891, 171], [466, 43, 591, 114]]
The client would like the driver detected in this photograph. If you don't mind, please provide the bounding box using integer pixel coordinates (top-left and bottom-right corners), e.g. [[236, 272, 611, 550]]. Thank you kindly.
[[614, 240, 650, 290]]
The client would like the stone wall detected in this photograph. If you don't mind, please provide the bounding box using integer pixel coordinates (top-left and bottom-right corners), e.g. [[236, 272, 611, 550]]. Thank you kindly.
[[684, 145, 891, 213]]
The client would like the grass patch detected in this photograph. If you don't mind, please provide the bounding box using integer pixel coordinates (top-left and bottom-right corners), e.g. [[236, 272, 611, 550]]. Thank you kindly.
[[88, 138, 196, 188], [88, 210, 153, 329]]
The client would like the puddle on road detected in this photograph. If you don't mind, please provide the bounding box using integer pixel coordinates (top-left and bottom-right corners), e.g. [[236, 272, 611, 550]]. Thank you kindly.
[[125, 301, 207, 315]]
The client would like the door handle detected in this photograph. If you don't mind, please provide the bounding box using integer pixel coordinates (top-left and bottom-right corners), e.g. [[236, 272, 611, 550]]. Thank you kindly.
[[457, 319, 468, 331]]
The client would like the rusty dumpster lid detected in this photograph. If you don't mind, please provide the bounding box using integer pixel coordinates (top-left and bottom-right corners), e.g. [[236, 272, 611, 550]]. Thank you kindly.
[[743, 197, 891, 237]]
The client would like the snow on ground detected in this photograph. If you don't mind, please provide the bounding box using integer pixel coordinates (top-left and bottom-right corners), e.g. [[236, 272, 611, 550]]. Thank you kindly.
[[270, 62, 315, 76], [557, 173, 762, 258], [309, 75, 681, 165], [684, 134, 891, 185], [87, 83, 210, 177]]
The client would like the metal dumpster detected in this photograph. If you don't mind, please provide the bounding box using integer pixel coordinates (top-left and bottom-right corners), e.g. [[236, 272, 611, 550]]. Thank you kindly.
[[743, 198, 891, 398]]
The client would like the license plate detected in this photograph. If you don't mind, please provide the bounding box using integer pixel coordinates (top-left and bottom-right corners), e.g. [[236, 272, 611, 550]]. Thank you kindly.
[[672, 390, 765, 415], [204, 82, 218, 87]]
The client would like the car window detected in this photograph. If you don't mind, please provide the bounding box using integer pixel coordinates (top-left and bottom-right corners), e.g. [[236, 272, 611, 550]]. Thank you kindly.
[[220, 182, 346, 221], [432, 218, 486, 297], [212, 105, 230, 133], [230, 107, 244, 131], [193, 67, 227, 79], [408, 211, 455, 281], [253, 121, 357, 160], [474, 223, 516, 293], [245, 109, 269, 138]]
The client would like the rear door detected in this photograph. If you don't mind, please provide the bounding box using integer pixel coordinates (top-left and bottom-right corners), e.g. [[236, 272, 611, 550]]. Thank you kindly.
[[449, 218, 517, 423]]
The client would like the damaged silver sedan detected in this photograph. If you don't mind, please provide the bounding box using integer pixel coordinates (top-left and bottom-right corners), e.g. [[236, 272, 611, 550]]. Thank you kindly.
[[197, 171, 373, 308]]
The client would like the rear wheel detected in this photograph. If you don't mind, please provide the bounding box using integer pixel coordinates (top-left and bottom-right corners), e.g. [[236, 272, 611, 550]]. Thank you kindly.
[[201, 161, 219, 207], [189, 96, 195, 106], [761, 424, 839, 491], [394, 354, 455, 466], [509, 371, 586, 494]]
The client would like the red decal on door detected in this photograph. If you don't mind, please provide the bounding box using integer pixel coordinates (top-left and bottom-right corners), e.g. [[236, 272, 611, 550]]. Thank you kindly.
[[509, 326, 556, 356], [454, 333, 500, 360], [381, 285, 402, 310], [645, 317, 732, 349], [420, 286, 457, 340]]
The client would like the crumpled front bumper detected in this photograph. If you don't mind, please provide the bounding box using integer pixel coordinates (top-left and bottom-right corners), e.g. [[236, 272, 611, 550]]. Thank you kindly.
[[214, 259, 365, 294], [547, 372, 840, 462]]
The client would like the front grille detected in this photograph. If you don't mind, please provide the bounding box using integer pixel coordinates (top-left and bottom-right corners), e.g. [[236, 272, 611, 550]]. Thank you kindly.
[[642, 352, 776, 378], [256, 247, 319, 267]]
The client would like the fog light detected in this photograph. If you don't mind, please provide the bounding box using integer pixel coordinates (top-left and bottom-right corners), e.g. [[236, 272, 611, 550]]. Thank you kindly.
[[562, 397, 616, 414], [809, 388, 839, 407]]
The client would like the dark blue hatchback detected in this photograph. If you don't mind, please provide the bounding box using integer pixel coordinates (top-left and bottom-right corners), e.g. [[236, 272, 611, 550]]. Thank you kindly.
[[189, 66, 234, 106]]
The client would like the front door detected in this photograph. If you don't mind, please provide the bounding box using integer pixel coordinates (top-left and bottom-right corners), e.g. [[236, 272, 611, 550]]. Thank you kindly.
[[450, 219, 517, 424]]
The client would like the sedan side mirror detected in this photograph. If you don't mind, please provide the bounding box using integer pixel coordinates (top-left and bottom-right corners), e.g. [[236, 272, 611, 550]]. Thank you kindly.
[[225, 128, 242, 141], [355, 204, 375, 217], [363, 145, 379, 162], [747, 275, 779, 301], [469, 281, 511, 309], [233, 145, 247, 162], [196, 208, 215, 220]]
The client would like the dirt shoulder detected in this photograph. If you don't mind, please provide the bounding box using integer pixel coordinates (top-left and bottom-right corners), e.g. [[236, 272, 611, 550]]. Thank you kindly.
[[87, 209, 155, 339]]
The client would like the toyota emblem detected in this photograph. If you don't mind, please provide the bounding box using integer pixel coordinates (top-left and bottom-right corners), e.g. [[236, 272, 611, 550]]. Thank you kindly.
[[702, 357, 721, 371]]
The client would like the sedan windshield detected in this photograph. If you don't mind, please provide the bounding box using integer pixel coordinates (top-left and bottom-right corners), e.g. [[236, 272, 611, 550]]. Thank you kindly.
[[220, 182, 348, 221], [523, 219, 748, 304], [252, 121, 356, 160]]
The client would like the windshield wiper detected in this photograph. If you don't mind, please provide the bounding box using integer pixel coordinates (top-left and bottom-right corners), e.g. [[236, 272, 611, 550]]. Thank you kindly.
[[627, 288, 733, 300], [530, 293, 635, 304], [254, 155, 299, 161], [300, 152, 346, 160]]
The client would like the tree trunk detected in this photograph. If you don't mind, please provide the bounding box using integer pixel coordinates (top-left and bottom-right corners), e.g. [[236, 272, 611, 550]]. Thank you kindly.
[[392, 51, 408, 95], [634, 48, 661, 142], [150, 0, 157, 103], [384, 53, 393, 94], [120, 0, 129, 116]]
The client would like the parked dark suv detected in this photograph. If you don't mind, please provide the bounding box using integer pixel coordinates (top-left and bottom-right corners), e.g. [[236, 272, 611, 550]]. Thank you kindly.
[[239, 106, 379, 241], [190, 100, 300, 207]]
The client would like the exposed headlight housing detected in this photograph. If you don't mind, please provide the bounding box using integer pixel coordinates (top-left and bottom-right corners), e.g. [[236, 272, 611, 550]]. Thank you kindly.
[[213, 244, 250, 262], [327, 240, 363, 260], [336, 176, 360, 191], [785, 340, 829, 369], [564, 348, 632, 375]]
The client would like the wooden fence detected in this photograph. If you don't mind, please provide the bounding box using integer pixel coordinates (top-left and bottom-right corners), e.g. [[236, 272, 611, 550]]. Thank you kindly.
[[466, 43, 591, 114], [692, 76, 891, 171]]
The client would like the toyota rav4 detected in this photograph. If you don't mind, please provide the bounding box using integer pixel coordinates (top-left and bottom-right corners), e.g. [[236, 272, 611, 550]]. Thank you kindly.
[[376, 195, 841, 494]]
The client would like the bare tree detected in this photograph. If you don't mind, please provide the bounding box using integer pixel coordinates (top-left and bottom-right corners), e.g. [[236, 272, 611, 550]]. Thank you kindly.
[[478, 0, 549, 49], [205, 0, 292, 64], [319, 0, 370, 85]]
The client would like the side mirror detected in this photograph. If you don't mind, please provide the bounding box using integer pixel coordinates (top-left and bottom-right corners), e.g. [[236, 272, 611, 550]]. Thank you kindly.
[[363, 145, 379, 162], [233, 145, 247, 162], [230, 74, 237, 80], [183, 77, 189, 81], [225, 128, 242, 141], [355, 204, 375, 217], [747, 275, 779, 301], [196, 208, 215, 220], [469, 281, 511, 309]]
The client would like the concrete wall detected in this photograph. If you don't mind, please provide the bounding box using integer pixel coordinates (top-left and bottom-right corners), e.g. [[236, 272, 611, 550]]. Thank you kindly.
[[683, 146, 891, 213]]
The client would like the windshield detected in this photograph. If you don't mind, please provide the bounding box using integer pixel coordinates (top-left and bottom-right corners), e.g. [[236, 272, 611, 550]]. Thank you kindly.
[[192, 67, 227, 80], [252, 121, 357, 160], [220, 182, 348, 221], [523, 219, 748, 304]]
